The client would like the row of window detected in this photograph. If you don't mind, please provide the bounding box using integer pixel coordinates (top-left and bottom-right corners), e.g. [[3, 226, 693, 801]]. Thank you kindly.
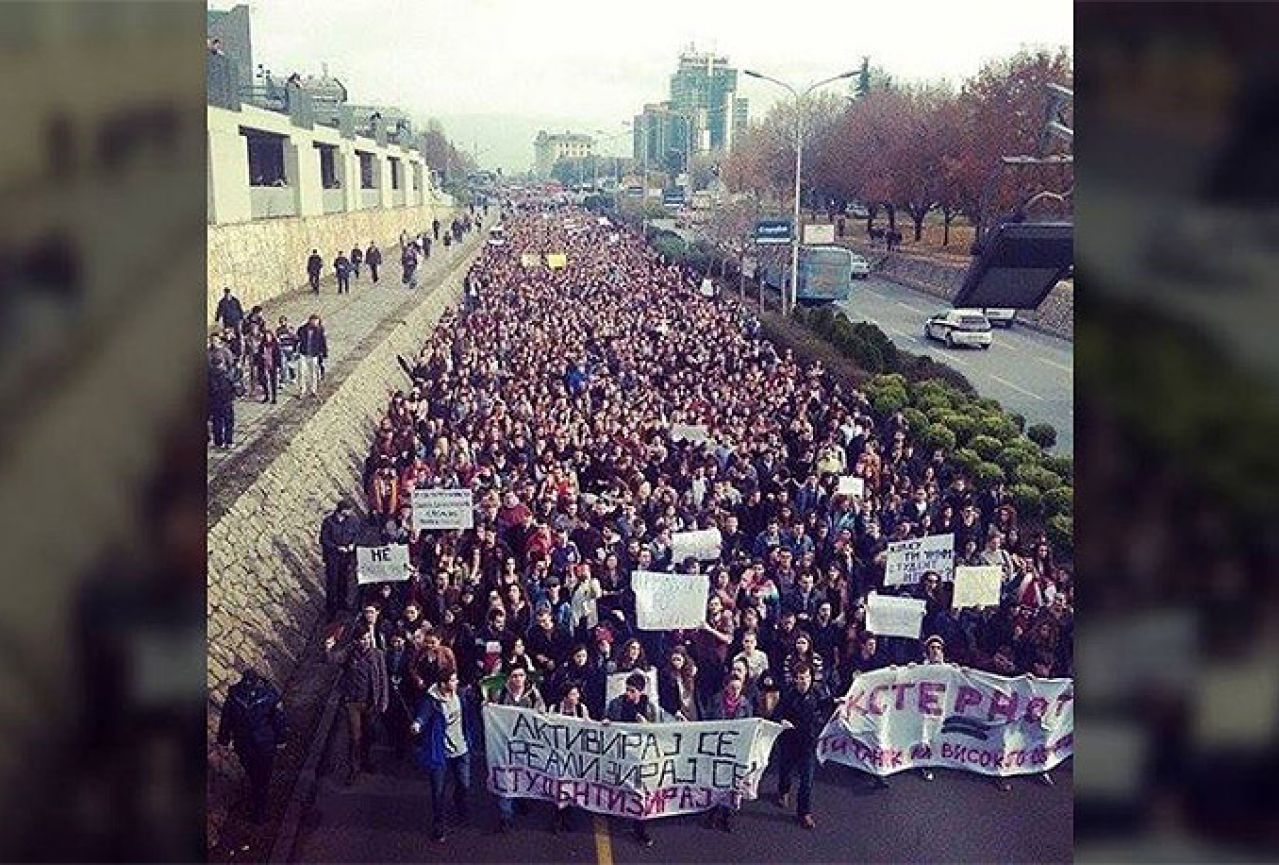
[[241, 129, 419, 191]]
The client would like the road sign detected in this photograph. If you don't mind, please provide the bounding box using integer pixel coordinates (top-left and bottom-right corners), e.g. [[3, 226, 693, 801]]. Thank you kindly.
[[755, 219, 793, 245], [663, 190, 685, 207]]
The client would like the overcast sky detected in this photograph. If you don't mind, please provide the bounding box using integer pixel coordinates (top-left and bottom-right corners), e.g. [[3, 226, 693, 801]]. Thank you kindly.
[[214, 0, 1071, 172]]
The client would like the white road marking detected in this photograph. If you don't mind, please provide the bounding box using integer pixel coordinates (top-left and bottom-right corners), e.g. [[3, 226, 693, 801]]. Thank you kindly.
[[1035, 356, 1073, 373], [896, 300, 926, 312], [991, 374, 1045, 401]]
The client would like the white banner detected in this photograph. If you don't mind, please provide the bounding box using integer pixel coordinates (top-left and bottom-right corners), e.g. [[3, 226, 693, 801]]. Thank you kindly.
[[484, 705, 784, 819], [884, 533, 955, 586], [356, 545, 411, 584], [803, 224, 836, 245], [632, 571, 709, 630], [670, 423, 710, 443], [837, 476, 864, 498], [411, 488, 474, 530], [816, 664, 1074, 777], [605, 669, 660, 707], [671, 528, 722, 563], [865, 592, 926, 639], [952, 566, 1003, 608]]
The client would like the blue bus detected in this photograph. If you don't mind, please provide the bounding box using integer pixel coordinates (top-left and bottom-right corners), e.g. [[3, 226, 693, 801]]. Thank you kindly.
[[762, 245, 855, 305]]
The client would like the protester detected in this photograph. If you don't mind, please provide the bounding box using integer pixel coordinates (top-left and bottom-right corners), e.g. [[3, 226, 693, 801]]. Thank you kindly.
[[307, 248, 324, 293], [324, 627, 389, 785], [215, 668, 287, 823], [775, 664, 831, 829], [319, 500, 360, 620], [488, 667, 545, 832], [411, 669, 478, 842], [208, 356, 236, 449], [296, 313, 327, 398], [350, 244, 364, 279], [605, 671, 657, 847], [215, 286, 245, 333], [334, 250, 352, 294], [366, 241, 382, 283]]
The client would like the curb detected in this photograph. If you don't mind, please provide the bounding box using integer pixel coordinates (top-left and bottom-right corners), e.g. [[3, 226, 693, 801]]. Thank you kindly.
[[268, 675, 342, 864]]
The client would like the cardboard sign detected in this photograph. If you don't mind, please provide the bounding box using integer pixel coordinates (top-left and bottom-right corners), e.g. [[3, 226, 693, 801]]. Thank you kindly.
[[356, 545, 411, 584], [632, 570, 709, 630], [865, 592, 926, 639], [837, 476, 864, 498], [520, 252, 541, 267], [671, 528, 722, 563], [670, 423, 710, 443], [412, 488, 474, 530], [951, 566, 1003, 608], [546, 253, 567, 269], [884, 533, 955, 587]]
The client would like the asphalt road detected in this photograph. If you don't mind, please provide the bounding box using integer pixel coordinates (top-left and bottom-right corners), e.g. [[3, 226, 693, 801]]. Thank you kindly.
[[289, 737, 1071, 863], [838, 277, 1075, 453]]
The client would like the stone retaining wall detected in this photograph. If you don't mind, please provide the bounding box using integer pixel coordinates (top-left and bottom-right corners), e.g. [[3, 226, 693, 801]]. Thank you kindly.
[[207, 197, 459, 320], [205, 259, 465, 841]]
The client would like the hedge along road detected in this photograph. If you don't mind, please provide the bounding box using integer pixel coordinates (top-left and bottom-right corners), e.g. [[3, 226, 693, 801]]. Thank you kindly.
[[837, 276, 1074, 454]]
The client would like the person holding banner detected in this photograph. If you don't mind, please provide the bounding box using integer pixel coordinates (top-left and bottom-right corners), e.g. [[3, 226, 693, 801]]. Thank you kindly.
[[489, 668, 546, 832], [548, 682, 591, 833], [604, 672, 658, 848], [411, 670, 479, 843], [706, 671, 754, 833], [775, 664, 832, 829]]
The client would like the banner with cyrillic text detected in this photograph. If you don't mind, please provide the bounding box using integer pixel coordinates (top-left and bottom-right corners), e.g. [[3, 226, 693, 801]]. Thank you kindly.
[[411, 488, 474, 530], [816, 664, 1073, 777], [632, 571, 709, 630], [356, 545, 411, 584], [483, 705, 784, 819], [884, 533, 954, 586]]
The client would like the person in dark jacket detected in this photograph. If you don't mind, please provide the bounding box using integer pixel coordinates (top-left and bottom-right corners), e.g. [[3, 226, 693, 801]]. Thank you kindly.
[[306, 248, 323, 292], [216, 668, 288, 822], [432, 217, 441, 241], [296, 314, 327, 398], [350, 245, 364, 279], [324, 627, 389, 785], [208, 357, 236, 448], [334, 251, 352, 294], [775, 664, 831, 829], [366, 242, 382, 283], [605, 672, 657, 847], [253, 329, 283, 404], [319, 500, 360, 619], [411, 669, 479, 842], [214, 287, 245, 332], [707, 672, 754, 832]]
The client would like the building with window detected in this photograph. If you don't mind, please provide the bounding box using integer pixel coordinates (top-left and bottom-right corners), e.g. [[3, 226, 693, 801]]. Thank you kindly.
[[632, 102, 690, 174], [667, 47, 748, 154], [533, 131, 595, 179]]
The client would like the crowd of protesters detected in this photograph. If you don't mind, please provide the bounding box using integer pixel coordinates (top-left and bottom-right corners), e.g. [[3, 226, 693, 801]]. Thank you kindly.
[[317, 202, 1074, 843], [207, 207, 489, 450]]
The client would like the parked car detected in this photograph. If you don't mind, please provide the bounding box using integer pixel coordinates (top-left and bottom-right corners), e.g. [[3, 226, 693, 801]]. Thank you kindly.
[[983, 307, 1016, 327], [924, 309, 993, 348], [849, 254, 871, 279]]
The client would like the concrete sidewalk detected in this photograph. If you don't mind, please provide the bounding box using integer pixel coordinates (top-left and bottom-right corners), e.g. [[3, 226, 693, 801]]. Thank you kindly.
[[208, 228, 485, 522]]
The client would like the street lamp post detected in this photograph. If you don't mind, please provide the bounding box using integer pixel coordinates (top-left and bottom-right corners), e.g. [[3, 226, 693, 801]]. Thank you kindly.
[[744, 68, 858, 315]]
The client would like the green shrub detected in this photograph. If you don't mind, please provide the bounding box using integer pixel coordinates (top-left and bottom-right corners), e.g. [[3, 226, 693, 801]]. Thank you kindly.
[[1013, 463, 1063, 492], [912, 390, 952, 415], [1009, 412, 1027, 433], [852, 322, 899, 369], [846, 335, 886, 374], [1026, 423, 1058, 449], [996, 444, 1041, 474], [869, 373, 907, 391], [968, 434, 1004, 461], [1043, 486, 1073, 518], [951, 448, 982, 476], [978, 413, 1020, 442], [1044, 453, 1074, 481], [975, 396, 1003, 413], [974, 461, 1006, 488], [1010, 483, 1043, 519], [946, 414, 979, 445], [927, 405, 954, 424], [873, 388, 909, 416], [1046, 514, 1073, 553], [901, 407, 930, 437], [923, 423, 957, 453]]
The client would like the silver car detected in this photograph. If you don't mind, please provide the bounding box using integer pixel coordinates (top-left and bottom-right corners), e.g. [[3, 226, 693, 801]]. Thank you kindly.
[[924, 309, 994, 348]]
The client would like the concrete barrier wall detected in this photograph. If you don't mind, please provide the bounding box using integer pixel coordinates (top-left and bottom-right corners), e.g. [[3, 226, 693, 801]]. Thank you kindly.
[[206, 199, 458, 320]]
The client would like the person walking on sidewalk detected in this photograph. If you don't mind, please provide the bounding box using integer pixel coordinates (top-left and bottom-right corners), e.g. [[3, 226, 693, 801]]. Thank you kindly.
[[324, 627, 389, 786], [306, 248, 323, 293], [350, 244, 364, 280], [214, 286, 245, 334], [334, 250, 352, 294], [366, 241, 382, 284], [254, 328, 283, 404], [296, 314, 327, 398], [411, 669, 479, 843], [208, 356, 236, 449], [215, 668, 288, 823], [432, 217, 440, 241]]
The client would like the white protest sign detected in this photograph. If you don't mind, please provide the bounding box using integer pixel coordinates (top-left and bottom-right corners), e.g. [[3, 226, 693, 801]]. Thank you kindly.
[[837, 476, 864, 498], [865, 592, 926, 639], [605, 668, 660, 706], [598, 216, 611, 226], [608, 232, 620, 245], [952, 566, 1003, 608], [884, 533, 955, 586], [670, 423, 710, 443], [484, 705, 784, 817], [700, 278, 715, 297], [632, 570, 709, 630], [412, 488, 474, 530], [817, 664, 1074, 777], [356, 544, 411, 584], [671, 528, 722, 563]]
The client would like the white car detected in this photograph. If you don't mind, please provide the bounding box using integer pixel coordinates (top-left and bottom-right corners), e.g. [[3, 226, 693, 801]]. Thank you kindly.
[[849, 254, 871, 279], [983, 307, 1016, 327], [924, 309, 993, 349]]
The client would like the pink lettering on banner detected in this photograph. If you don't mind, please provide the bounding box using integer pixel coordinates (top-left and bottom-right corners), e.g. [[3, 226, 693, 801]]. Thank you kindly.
[[988, 690, 1019, 724], [1024, 696, 1049, 722], [867, 685, 890, 715], [891, 682, 916, 711], [954, 685, 983, 716], [842, 689, 867, 718], [917, 682, 945, 716]]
